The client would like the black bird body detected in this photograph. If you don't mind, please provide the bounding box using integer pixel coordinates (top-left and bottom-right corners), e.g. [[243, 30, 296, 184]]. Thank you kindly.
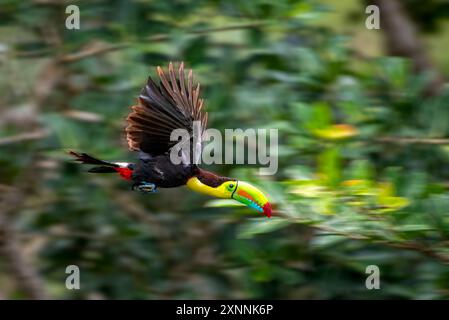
[[132, 153, 198, 188]]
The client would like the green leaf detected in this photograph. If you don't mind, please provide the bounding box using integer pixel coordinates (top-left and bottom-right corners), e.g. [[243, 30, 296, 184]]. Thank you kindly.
[[318, 146, 341, 187], [307, 102, 332, 131], [205, 199, 245, 208], [41, 113, 81, 149], [238, 218, 290, 239]]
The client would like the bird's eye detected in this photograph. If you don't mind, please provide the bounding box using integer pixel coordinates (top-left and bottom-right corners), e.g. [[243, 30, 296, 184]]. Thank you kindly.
[[228, 183, 234, 189]]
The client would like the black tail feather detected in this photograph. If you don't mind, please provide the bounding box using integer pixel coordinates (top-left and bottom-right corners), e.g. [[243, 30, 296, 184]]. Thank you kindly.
[[88, 166, 118, 173], [68, 151, 118, 167]]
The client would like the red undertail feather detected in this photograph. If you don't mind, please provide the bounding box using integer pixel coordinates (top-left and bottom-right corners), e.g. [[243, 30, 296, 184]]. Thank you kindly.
[[114, 167, 133, 180]]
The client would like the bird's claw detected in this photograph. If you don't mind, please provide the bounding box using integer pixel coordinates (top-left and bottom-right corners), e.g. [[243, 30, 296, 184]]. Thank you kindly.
[[132, 182, 157, 193]]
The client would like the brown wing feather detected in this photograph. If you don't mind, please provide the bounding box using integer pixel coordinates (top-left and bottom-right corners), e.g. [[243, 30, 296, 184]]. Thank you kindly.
[[126, 62, 208, 156]]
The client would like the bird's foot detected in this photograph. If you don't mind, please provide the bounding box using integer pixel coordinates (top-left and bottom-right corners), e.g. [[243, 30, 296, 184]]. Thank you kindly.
[[132, 182, 157, 193]]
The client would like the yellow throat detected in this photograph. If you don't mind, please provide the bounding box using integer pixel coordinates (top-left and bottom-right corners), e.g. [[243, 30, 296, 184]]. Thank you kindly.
[[186, 177, 230, 198]]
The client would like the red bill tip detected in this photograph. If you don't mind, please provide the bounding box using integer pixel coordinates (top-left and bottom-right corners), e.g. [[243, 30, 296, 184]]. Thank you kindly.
[[263, 202, 272, 218]]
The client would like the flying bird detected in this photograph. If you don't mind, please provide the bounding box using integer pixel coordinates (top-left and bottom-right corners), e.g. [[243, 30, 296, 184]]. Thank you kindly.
[[69, 62, 271, 217]]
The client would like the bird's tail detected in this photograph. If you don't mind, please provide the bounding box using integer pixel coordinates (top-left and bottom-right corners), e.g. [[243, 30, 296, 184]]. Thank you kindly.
[[68, 151, 134, 181], [68, 151, 119, 173]]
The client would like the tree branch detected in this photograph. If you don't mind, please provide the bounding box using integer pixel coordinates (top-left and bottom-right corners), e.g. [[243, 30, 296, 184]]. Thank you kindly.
[[369, 0, 445, 95], [277, 210, 449, 265], [0, 130, 50, 146], [374, 136, 449, 145], [59, 22, 268, 63], [0, 189, 49, 299]]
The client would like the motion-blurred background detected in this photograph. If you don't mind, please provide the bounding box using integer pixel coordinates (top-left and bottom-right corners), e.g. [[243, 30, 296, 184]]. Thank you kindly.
[[1, 0, 449, 299]]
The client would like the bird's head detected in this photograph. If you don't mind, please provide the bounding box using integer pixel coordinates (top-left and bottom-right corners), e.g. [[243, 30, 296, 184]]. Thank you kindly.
[[187, 175, 272, 217]]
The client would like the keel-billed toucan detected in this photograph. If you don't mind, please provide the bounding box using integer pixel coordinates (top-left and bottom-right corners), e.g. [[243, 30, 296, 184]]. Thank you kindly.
[[70, 62, 271, 217]]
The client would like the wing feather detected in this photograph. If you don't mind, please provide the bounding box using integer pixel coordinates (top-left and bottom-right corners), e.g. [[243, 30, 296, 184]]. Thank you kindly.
[[126, 62, 208, 157]]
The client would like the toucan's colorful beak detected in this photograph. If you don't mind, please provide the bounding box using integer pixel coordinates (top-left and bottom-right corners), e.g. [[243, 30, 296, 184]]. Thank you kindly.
[[232, 181, 272, 217]]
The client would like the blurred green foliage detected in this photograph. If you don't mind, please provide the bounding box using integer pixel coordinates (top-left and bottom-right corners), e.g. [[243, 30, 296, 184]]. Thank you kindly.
[[1, 0, 449, 299]]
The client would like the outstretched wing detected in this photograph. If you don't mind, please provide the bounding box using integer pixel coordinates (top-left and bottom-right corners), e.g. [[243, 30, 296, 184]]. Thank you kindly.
[[126, 62, 208, 159]]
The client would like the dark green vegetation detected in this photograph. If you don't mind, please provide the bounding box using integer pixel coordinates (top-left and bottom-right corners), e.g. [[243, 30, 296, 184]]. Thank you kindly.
[[1, 0, 449, 299]]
